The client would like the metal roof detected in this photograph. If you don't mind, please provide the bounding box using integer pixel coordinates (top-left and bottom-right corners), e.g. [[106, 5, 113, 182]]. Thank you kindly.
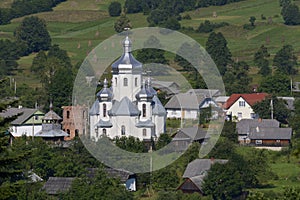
[[249, 127, 292, 140], [109, 97, 140, 116], [135, 119, 154, 127], [237, 119, 280, 135], [95, 119, 113, 128], [0, 107, 43, 125], [174, 127, 209, 141], [111, 36, 142, 74], [43, 110, 62, 121], [183, 159, 228, 178], [42, 177, 75, 195], [89, 99, 100, 115], [152, 96, 166, 116], [165, 93, 204, 110]]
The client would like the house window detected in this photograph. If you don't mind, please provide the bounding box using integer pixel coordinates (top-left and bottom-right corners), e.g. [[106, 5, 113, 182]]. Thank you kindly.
[[124, 78, 128, 86], [121, 125, 125, 135], [250, 113, 256, 119], [142, 104, 146, 117], [143, 129, 146, 137], [255, 140, 262, 145], [67, 111, 70, 119], [103, 103, 107, 117], [103, 129, 107, 136], [276, 139, 280, 143], [35, 115, 39, 120], [135, 77, 138, 87], [239, 101, 245, 107], [238, 112, 242, 119]]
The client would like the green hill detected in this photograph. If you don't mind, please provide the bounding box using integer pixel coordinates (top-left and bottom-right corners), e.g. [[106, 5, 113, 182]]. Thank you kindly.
[[0, 0, 299, 87]]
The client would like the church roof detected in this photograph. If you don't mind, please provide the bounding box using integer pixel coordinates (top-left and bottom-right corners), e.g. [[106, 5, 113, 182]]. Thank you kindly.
[[97, 79, 113, 101], [136, 84, 153, 100], [109, 97, 140, 116], [95, 119, 113, 128], [111, 36, 142, 74], [43, 110, 62, 121], [89, 99, 100, 115], [152, 96, 166, 116], [35, 129, 69, 137], [136, 119, 155, 127]]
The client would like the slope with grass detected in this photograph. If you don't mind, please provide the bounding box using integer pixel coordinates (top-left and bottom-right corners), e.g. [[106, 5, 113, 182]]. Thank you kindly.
[[0, 0, 299, 87]]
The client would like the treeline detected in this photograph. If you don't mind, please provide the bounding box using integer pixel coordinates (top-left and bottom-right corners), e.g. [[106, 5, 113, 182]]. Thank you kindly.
[[0, 0, 66, 25], [125, 0, 246, 15]]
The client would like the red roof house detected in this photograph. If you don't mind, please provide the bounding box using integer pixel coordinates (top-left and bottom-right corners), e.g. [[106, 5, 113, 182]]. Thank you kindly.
[[224, 93, 268, 121]]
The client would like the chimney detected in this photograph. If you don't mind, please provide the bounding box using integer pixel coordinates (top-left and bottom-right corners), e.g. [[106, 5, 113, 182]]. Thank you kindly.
[[258, 118, 262, 123], [18, 105, 22, 109]]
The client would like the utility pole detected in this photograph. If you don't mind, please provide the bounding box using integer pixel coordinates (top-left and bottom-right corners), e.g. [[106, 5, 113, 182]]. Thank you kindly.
[[270, 98, 274, 120]]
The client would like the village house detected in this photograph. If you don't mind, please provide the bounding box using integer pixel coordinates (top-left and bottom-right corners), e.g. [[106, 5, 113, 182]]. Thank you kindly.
[[0, 106, 44, 137], [177, 159, 228, 194], [165, 89, 220, 120], [224, 93, 268, 121], [237, 118, 292, 147]]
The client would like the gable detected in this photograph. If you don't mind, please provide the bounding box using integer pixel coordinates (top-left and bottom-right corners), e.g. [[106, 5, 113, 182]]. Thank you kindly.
[[225, 93, 268, 109]]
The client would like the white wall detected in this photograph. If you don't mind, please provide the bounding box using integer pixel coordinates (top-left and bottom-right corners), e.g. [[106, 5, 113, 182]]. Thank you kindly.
[[11, 125, 42, 137], [227, 97, 255, 120], [166, 109, 198, 119]]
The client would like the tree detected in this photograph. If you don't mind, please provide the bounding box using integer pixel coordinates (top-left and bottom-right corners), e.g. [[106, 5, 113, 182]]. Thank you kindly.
[[136, 35, 168, 65], [254, 45, 271, 76], [155, 133, 172, 150], [202, 162, 245, 200], [108, 1, 122, 17], [206, 32, 232, 75], [249, 16, 256, 26], [124, 0, 142, 13], [114, 136, 147, 153], [14, 16, 51, 54], [252, 96, 291, 123], [197, 20, 213, 33], [259, 73, 290, 96], [282, 4, 300, 25], [223, 61, 252, 94], [114, 14, 132, 33], [273, 45, 297, 75], [164, 16, 181, 30]]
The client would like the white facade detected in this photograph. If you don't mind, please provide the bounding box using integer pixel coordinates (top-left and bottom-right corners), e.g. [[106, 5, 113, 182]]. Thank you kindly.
[[166, 109, 198, 119], [89, 36, 166, 141], [226, 97, 256, 121], [10, 125, 42, 137]]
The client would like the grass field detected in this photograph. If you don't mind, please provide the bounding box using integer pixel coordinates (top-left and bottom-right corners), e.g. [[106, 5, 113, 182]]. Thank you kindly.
[[0, 0, 300, 86]]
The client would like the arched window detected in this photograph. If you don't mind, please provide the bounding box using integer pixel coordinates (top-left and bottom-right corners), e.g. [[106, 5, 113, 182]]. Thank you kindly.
[[135, 77, 138, 87], [75, 129, 79, 137], [142, 104, 146, 117], [121, 125, 125, 135], [115, 77, 117, 86], [124, 78, 128, 86], [66, 111, 70, 119], [67, 129, 70, 135], [103, 129, 107, 136], [143, 129, 147, 137], [103, 103, 107, 117], [82, 110, 85, 119]]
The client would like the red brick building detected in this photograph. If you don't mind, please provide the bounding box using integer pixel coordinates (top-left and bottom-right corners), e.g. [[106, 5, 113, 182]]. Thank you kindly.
[[62, 105, 88, 140]]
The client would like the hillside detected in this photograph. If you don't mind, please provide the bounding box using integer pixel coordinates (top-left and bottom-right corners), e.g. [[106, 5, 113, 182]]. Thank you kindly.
[[0, 0, 300, 87]]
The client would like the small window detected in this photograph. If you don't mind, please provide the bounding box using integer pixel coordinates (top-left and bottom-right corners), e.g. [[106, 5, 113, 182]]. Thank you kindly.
[[238, 112, 242, 119], [135, 78, 138, 87], [103, 129, 107, 136], [75, 129, 79, 137], [143, 129, 146, 137], [83, 110, 85, 119], [67, 111, 70, 119], [115, 77, 117, 85], [124, 78, 128, 86], [142, 104, 146, 117], [121, 125, 125, 135], [103, 103, 107, 117], [276, 139, 281, 143], [255, 140, 262, 145], [239, 101, 245, 107], [35, 115, 38, 120]]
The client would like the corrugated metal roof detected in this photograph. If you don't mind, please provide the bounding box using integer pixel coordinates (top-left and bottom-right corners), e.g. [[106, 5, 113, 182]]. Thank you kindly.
[[237, 119, 280, 135], [42, 177, 75, 195], [0, 107, 43, 125], [249, 127, 292, 140], [165, 93, 204, 110]]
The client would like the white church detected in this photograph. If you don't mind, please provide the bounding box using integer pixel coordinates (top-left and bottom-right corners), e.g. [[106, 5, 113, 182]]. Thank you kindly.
[[89, 36, 166, 141]]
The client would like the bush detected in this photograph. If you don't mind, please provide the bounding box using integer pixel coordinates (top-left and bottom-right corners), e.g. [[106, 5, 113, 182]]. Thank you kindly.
[[108, 1, 122, 17], [243, 23, 255, 30], [182, 13, 191, 20]]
